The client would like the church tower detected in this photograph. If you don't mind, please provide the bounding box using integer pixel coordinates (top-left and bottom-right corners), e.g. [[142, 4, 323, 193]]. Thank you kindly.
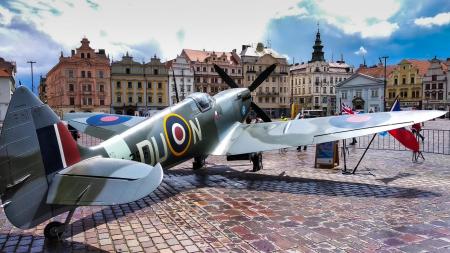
[[310, 24, 325, 63]]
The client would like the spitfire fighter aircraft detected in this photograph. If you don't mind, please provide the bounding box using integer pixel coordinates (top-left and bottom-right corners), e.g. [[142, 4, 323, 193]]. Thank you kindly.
[[0, 64, 445, 240]]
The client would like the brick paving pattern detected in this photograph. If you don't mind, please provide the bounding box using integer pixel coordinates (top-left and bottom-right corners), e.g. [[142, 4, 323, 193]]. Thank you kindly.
[[0, 120, 450, 252]]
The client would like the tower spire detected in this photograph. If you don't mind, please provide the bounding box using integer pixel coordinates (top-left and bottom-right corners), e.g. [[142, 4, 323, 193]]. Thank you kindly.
[[310, 21, 325, 63]]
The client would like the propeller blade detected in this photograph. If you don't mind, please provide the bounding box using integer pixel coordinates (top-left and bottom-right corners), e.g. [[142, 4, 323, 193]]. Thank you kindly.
[[213, 64, 238, 89], [248, 64, 277, 92], [251, 102, 271, 122]]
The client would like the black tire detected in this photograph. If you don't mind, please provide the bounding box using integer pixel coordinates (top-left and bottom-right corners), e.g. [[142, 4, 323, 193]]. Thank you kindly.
[[193, 156, 206, 170], [44, 221, 64, 241], [252, 153, 263, 172]]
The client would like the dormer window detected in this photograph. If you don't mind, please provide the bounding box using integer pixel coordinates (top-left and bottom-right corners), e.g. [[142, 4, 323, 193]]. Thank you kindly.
[[126, 68, 130, 74], [81, 53, 85, 58], [87, 53, 90, 58]]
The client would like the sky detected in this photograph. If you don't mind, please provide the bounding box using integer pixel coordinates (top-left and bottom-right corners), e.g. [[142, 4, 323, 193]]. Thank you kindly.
[[0, 0, 449, 92]]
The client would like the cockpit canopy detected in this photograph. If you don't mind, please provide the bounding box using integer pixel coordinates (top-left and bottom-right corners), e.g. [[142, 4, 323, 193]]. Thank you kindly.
[[188, 92, 214, 112]]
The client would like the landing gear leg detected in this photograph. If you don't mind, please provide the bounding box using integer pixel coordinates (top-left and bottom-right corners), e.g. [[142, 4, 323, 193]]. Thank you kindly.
[[193, 156, 206, 170], [44, 208, 76, 241], [252, 152, 263, 172]]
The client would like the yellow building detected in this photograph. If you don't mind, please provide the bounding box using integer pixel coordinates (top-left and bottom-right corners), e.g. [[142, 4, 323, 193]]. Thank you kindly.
[[386, 59, 430, 110], [111, 53, 168, 116]]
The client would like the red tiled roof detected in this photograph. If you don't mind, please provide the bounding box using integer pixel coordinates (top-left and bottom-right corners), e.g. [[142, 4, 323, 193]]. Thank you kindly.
[[404, 59, 431, 76], [356, 65, 395, 78], [0, 68, 11, 78], [182, 49, 239, 65]]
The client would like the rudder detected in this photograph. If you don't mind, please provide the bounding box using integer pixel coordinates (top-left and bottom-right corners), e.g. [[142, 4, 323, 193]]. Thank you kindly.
[[0, 86, 80, 228]]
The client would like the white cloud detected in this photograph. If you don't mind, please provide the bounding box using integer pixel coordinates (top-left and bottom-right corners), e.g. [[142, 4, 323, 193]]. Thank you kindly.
[[0, 5, 14, 26], [4, 0, 301, 61], [354, 46, 367, 55], [314, 0, 400, 38], [414, 12, 450, 28]]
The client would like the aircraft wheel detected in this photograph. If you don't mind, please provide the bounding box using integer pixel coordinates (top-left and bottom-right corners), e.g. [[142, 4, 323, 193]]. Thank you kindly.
[[44, 221, 64, 241], [252, 153, 263, 172], [193, 156, 206, 170]]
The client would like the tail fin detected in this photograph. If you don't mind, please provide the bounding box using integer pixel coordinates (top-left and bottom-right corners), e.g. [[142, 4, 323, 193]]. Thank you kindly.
[[0, 86, 80, 228]]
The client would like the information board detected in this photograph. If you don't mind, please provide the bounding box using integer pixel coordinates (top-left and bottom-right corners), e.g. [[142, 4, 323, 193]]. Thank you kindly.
[[315, 141, 339, 168]]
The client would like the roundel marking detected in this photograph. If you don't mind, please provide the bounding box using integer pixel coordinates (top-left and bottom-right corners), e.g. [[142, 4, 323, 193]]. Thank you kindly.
[[163, 113, 192, 156], [329, 113, 391, 128], [86, 114, 132, 126]]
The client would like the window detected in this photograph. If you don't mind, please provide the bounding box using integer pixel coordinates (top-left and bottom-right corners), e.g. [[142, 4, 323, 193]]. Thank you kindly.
[[330, 87, 333, 94], [81, 71, 86, 78], [425, 84, 430, 90], [394, 78, 398, 85], [126, 68, 130, 74], [411, 77, 415, 84], [116, 81, 121, 89], [87, 53, 90, 58], [402, 78, 406, 84], [99, 84, 104, 92], [158, 96, 162, 103], [203, 67, 206, 72], [128, 82, 132, 89], [128, 96, 133, 103], [211, 67, 214, 72], [271, 97, 276, 103], [232, 69, 235, 74], [154, 69, 158, 75], [341, 91, 347, 99], [69, 84, 74, 92], [87, 71, 91, 78], [356, 90, 362, 98], [197, 67, 200, 71], [100, 99, 104, 105], [371, 89, 378, 97], [438, 92, 443, 100], [322, 97, 327, 103], [272, 77, 276, 82], [68, 70, 74, 78], [137, 82, 142, 89], [432, 83, 436, 89], [69, 97, 74, 105], [323, 87, 326, 94], [438, 83, 443, 89], [314, 97, 319, 104], [81, 53, 85, 58], [98, 71, 104, 78], [315, 86, 319, 93], [138, 96, 142, 103], [158, 83, 162, 89], [117, 95, 121, 103], [147, 82, 151, 89], [432, 75, 437, 81], [148, 96, 152, 103]]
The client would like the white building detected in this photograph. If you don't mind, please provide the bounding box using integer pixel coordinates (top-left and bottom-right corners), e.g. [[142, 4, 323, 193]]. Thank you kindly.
[[422, 57, 448, 111], [0, 58, 16, 126], [167, 55, 194, 105], [290, 28, 354, 115], [336, 73, 385, 113]]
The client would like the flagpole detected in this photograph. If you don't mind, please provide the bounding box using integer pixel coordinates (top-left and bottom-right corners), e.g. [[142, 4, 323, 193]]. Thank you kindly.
[[340, 99, 348, 174]]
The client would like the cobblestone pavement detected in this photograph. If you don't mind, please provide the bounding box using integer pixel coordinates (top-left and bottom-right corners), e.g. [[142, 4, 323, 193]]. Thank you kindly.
[[1, 124, 450, 252]]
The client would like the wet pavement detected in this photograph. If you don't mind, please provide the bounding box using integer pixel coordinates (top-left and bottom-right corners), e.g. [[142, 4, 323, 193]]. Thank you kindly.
[[1, 122, 450, 252]]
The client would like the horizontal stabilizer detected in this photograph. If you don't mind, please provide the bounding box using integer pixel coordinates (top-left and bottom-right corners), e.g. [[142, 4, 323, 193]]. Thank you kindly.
[[47, 157, 163, 206]]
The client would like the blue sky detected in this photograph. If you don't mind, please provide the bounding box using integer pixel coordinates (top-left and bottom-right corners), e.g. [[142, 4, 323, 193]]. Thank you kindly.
[[0, 0, 449, 93]]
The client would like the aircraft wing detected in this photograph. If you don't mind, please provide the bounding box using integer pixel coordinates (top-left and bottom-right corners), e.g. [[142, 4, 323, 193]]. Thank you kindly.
[[46, 157, 163, 205], [211, 110, 446, 155], [64, 112, 147, 139]]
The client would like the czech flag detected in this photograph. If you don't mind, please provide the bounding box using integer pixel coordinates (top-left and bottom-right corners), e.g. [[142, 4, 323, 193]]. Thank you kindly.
[[388, 99, 419, 152]]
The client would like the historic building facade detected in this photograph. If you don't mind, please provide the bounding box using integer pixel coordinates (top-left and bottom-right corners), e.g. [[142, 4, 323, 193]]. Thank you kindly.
[[111, 53, 168, 116], [336, 73, 385, 113], [167, 55, 194, 105], [240, 43, 290, 118], [46, 38, 111, 116], [38, 76, 47, 103], [386, 59, 430, 110], [422, 57, 448, 111], [181, 49, 243, 96], [0, 58, 16, 126], [290, 29, 354, 115]]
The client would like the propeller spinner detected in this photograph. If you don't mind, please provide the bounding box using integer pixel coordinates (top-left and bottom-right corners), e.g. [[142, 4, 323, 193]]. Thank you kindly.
[[214, 64, 277, 122]]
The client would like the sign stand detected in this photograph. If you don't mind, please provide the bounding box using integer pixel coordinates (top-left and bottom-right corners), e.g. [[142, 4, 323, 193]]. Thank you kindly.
[[315, 141, 339, 169]]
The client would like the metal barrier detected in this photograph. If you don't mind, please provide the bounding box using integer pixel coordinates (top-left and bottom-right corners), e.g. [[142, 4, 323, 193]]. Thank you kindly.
[[353, 129, 450, 155]]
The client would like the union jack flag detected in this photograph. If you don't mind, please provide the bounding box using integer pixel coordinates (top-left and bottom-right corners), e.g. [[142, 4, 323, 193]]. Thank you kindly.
[[341, 103, 354, 115]]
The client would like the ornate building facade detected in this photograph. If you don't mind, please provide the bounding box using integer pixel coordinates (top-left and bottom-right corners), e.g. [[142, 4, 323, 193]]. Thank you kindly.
[[167, 55, 194, 105], [422, 57, 448, 111], [290, 29, 354, 116], [0, 57, 16, 126], [46, 38, 111, 116], [181, 49, 243, 95], [111, 53, 168, 116], [386, 59, 430, 110], [240, 43, 290, 118]]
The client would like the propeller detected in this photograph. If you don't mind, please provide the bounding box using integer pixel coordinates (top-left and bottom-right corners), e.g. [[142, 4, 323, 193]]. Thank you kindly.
[[214, 63, 277, 122]]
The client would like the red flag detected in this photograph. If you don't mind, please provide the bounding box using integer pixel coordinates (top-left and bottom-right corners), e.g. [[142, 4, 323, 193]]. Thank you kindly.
[[388, 99, 419, 152]]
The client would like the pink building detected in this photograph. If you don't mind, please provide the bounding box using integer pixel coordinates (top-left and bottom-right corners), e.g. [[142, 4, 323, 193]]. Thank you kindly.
[[46, 38, 111, 116]]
